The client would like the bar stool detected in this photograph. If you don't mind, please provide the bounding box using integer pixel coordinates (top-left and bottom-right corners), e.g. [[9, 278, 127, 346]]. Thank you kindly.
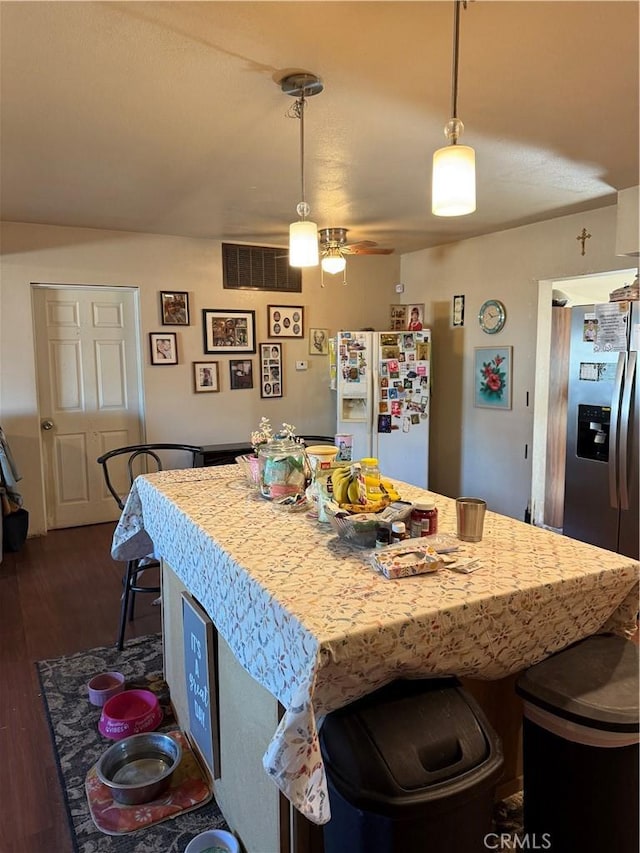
[[97, 443, 201, 649]]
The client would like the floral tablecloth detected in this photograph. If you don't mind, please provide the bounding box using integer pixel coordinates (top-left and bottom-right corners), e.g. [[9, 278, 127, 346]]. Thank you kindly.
[[111, 466, 639, 825]]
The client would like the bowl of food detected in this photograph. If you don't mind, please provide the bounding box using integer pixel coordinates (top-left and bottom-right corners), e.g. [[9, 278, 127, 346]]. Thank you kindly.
[[184, 828, 241, 853], [96, 731, 181, 805], [325, 504, 380, 548], [326, 499, 413, 548], [87, 671, 125, 707], [98, 688, 163, 740]]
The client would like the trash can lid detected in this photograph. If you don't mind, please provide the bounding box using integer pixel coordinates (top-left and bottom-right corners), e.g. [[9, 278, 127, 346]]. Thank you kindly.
[[516, 635, 639, 733], [320, 678, 503, 813]]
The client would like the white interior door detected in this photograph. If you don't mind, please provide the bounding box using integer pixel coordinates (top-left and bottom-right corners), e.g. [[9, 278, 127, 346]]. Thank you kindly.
[[33, 285, 144, 529]]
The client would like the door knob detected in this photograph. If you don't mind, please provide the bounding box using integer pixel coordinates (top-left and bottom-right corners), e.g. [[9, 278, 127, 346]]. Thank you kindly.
[[41, 419, 54, 431]]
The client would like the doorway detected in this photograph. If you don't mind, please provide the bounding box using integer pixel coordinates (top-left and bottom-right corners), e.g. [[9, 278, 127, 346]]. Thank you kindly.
[[33, 284, 144, 529], [531, 268, 638, 529]]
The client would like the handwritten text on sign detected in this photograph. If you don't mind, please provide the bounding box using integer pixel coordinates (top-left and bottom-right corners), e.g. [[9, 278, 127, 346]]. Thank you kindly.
[[182, 592, 218, 777]]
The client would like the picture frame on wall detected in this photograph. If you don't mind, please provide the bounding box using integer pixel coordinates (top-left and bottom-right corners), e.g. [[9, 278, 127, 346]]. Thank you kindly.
[[229, 358, 254, 390], [193, 361, 219, 393], [474, 346, 512, 410], [452, 294, 465, 327], [390, 304, 407, 330], [407, 303, 425, 331], [149, 332, 178, 365], [160, 291, 190, 325], [260, 342, 283, 398], [267, 305, 304, 338], [202, 309, 256, 354], [309, 328, 329, 355]]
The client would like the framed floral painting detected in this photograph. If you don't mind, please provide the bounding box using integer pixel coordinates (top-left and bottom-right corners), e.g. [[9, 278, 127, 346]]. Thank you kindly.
[[474, 347, 512, 409]]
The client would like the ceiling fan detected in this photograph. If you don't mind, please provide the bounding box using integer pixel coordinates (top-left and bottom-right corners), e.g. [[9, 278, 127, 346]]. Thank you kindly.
[[318, 227, 394, 274]]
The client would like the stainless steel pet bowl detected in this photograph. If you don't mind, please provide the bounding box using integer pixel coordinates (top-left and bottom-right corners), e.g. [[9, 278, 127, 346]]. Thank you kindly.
[[96, 731, 182, 805]]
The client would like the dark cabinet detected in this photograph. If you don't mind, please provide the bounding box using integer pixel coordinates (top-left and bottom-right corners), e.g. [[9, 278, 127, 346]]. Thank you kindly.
[[195, 443, 253, 467]]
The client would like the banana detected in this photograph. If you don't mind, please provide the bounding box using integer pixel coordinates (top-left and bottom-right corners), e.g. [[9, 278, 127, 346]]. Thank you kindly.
[[339, 496, 391, 514], [331, 467, 350, 504], [347, 477, 361, 504], [380, 479, 400, 501], [335, 478, 348, 505]]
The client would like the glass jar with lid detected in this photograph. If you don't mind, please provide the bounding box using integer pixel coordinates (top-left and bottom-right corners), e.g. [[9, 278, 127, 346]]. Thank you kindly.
[[258, 438, 307, 501], [410, 501, 438, 537], [359, 457, 382, 501]]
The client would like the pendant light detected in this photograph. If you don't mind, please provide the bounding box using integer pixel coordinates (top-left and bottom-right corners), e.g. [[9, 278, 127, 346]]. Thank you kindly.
[[281, 73, 323, 267], [432, 1, 476, 217]]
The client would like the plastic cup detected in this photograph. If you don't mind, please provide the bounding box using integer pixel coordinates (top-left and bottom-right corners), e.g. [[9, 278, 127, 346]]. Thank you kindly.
[[456, 497, 487, 542], [335, 434, 353, 462]]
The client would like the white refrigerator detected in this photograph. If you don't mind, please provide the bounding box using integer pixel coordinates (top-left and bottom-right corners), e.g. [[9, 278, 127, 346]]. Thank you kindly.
[[334, 329, 431, 488]]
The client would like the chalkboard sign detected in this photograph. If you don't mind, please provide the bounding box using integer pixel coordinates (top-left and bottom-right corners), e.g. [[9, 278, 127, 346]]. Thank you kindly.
[[181, 592, 220, 778]]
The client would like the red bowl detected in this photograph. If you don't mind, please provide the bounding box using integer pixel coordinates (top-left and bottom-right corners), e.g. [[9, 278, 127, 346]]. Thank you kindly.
[[98, 689, 163, 740]]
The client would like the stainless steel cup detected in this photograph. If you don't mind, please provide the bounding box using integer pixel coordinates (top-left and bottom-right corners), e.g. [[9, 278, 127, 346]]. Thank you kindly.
[[456, 497, 487, 542]]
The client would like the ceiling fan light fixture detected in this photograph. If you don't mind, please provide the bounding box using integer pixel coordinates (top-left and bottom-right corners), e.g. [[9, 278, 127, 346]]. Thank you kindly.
[[321, 249, 346, 274], [432, 1, 476, 217]]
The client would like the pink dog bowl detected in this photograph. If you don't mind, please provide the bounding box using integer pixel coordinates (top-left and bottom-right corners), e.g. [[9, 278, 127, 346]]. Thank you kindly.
[[98, 689, 163, 740], [88, 671, 125, 707]]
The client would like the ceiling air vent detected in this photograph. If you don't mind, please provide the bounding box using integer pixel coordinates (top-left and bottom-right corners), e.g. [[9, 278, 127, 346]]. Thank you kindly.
[[222, 243, 302, 293]]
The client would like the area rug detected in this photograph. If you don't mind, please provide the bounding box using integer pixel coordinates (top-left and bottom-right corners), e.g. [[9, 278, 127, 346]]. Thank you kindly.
[[38, 633, 523, 851], [36, 633, 228, 852]]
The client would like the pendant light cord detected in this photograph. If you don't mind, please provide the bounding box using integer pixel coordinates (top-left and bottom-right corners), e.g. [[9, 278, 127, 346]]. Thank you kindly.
[[298, 94, 307, 216], [450, 0, 466, 142], [450, 1, 460, 120]]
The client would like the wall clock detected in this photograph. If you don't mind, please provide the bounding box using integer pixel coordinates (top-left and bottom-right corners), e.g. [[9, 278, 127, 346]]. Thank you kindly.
[[478, 299, 506, 334]]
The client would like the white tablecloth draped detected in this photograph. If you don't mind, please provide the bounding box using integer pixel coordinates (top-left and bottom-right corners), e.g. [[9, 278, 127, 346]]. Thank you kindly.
[[112, 466, 639, 824]]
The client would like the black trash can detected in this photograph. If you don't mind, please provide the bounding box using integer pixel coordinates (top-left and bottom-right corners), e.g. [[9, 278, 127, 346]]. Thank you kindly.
[[319, 677, 504, 853], [516, 634, 639, 853]]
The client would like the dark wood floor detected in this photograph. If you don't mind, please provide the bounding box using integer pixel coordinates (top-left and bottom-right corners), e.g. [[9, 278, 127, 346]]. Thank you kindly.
[[0, 524, 161, 853]]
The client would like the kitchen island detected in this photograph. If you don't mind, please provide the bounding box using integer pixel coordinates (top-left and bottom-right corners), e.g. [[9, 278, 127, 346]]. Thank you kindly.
[[112, 465, 639, 853]]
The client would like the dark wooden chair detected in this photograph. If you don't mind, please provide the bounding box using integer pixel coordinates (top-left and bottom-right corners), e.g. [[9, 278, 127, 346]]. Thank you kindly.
[[97, 443, 202, 650]]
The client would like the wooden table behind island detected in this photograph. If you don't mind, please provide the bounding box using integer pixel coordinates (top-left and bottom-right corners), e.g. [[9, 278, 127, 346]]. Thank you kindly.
[[112, 465, 639, 853]]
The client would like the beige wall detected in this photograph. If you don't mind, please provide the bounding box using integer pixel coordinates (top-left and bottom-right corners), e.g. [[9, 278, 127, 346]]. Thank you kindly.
[[400, 203, 637, 518], [2, 204, 636, 535], [0, 221, 400, 533]]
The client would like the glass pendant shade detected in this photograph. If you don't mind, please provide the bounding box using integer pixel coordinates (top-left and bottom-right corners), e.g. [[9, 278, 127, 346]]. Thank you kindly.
[[321, 252, 346, 274], [289, 220, 319, 267], [432, 143, 476, 216]]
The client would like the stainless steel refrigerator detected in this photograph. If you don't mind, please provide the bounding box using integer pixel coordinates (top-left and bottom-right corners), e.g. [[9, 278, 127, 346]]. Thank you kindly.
[[563, 301, 639, 558]]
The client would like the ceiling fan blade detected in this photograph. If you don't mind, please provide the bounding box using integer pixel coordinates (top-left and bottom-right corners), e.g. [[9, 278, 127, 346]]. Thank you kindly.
[[344, 246, 395, 255], [343, 240, 377, 250]]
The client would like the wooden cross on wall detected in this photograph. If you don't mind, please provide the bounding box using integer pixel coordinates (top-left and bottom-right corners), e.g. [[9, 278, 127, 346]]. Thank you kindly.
[[577, 227, 591, 255]]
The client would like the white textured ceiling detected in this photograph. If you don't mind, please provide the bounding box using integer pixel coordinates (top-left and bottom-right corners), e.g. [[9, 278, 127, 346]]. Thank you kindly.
[[1, 1, 638, 254]]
